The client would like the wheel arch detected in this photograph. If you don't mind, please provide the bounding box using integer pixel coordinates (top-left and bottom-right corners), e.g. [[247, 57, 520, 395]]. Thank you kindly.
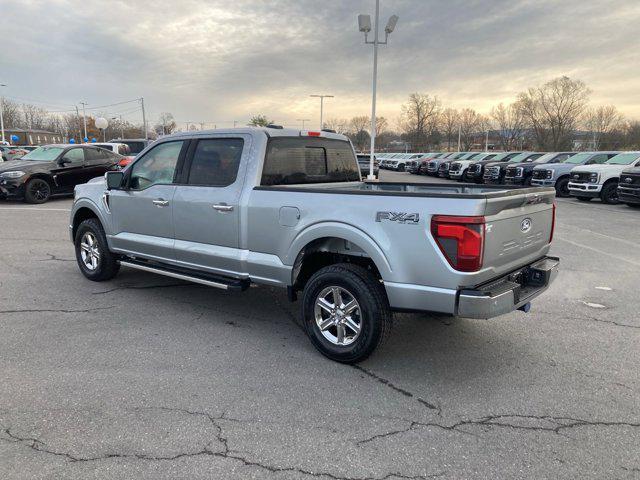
[[288, 223, 392, 291], [71, 201, 107, 241]]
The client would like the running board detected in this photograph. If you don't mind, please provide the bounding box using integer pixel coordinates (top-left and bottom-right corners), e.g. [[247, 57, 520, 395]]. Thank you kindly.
[[119, 259, 250, 291]]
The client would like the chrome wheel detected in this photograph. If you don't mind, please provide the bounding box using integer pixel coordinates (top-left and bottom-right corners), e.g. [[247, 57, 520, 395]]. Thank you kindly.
[[314, 286, 362, 346], [80, 232, 100, 271]]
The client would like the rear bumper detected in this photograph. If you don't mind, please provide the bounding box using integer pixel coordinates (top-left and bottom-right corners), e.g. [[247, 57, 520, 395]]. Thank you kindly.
[[385, 256, 560, 318], [568, 182, 602, 196], [456, 256, 559, 319]]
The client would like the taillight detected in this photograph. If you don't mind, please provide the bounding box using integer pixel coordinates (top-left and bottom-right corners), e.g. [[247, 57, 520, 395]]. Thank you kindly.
[[431, 215, 485, 272], [549, 202, 556, 243]]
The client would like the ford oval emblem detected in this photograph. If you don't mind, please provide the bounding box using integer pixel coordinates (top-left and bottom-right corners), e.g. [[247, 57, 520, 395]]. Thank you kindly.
[[625, 177, 633, 183], [521, 218, 532, 233], [573, 174, 579, 179]]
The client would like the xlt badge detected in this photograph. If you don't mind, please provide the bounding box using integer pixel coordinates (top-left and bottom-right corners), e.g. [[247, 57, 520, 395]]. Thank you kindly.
[[376, 212, 420, 224]]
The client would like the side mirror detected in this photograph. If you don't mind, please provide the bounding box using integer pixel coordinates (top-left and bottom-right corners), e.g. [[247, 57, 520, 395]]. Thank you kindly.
[[105, 171, 124, 190], [59, 157, 71, 166]]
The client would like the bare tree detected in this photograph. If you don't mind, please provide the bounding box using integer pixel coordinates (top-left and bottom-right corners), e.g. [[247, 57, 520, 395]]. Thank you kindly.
[[491, 103, 525, 150], [399, 93, 441, 151], [22, 104, 50, 130], [349, 115, 371, 151], [0, 98, 22, 129], [155, 112, 177, 135], [583, 105, 625, 150], [439, 108, 459, 152], [323, 118, 349, 134], [458, 108, 483, 151], [516, 76, 590, 150]]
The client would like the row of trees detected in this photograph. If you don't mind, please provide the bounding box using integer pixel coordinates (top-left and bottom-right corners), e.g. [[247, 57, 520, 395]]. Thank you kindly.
[[320, 77, 638, 152]]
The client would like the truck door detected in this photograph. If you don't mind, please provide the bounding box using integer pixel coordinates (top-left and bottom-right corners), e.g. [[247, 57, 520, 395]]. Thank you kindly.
[[172, 136, 249, 276], [107, 140, 188, 261]]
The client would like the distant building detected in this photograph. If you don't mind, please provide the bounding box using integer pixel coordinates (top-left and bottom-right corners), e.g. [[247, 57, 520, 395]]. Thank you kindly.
[[4, 128, 65, 146]]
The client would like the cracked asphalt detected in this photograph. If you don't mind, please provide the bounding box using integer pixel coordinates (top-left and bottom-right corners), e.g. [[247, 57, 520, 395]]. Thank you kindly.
[[1, 172, 639, 479]]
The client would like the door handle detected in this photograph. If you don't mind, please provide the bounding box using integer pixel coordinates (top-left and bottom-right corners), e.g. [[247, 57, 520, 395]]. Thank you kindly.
[[212, 203, 234, 212], [152, 198, 169, 207]]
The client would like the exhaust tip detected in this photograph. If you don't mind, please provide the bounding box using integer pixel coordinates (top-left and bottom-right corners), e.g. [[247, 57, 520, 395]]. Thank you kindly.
[[518, 302, 531, 313]]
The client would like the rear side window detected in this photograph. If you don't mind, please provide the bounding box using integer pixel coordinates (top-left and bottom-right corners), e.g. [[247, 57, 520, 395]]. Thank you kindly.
[[261, 138, 359, 185], [187, 138, 244, 187]]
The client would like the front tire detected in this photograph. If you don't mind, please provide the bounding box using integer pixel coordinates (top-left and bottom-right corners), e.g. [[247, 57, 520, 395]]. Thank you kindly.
[[301, 263, 392, 364], [24, 178, 51, 204], [555, 178, 571, 198], [600, 182, 619, 204], [74, 218, 120, 281]]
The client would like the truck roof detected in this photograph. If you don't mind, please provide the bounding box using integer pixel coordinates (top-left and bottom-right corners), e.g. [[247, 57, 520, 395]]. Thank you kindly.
[[165, 126, 350, 142]]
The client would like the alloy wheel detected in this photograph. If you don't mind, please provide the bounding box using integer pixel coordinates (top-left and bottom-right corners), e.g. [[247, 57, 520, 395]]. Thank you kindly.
[[314, 286, 362, 346], [80, 232, 100, 271]]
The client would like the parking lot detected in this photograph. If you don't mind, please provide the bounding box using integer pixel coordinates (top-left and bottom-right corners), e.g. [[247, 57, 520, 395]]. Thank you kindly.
[[1, 171, 638, 479]]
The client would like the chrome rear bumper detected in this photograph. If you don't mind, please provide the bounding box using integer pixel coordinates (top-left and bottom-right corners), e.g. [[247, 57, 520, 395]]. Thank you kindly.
[[456, 256, 559, 319]]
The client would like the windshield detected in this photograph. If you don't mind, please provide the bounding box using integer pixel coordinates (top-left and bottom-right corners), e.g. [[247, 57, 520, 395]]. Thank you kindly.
[[486, 152, 514, 162], [606, 153, 640, 165], [532, 153, 558, 163], [508, 153, 537, 163], [563, 153, 592, 164], [20, 146, 64, 161]]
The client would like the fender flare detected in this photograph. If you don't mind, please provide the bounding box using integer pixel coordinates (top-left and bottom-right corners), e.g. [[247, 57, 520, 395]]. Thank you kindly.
[[70, 198, 111, 239], [286, 222, 393, 281]]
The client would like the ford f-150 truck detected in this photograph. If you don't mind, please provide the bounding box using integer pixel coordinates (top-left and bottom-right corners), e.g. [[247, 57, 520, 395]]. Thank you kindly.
[[70, 127, 559, 363], [531, 152, 619, 197], [568, 152, 640, 204]]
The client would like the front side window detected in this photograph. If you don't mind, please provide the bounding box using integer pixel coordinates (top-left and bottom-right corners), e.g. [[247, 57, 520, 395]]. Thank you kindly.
[[187, 138, 244, 187], [129, 141, 184, 190], [261, 137, 360, 186], [62, 148, 85, 165]]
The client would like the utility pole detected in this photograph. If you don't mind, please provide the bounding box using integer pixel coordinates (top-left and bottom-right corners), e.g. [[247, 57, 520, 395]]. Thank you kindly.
[[140, 97, 148, 140], [457, 125, 461, 152], [485, 129, 489, 152], [233, 120, 238, 128], [297, 118, 311, 129], [358, 1, 398, 180], [0, 83, 6, 143], [79, 101, 88, 141], [75, 105, 82, 142], [310, 95, 333, 130]]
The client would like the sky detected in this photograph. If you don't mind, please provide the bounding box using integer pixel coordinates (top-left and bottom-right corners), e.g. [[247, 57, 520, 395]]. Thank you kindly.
[[2, 0, 640, 130]]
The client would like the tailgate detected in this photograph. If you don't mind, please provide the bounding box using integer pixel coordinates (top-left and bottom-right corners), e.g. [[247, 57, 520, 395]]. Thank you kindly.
[[482, 190, 555, 272]]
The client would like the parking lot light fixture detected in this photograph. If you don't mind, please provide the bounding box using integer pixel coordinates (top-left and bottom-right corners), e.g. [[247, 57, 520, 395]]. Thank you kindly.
[[310, 95, 333, 130], [358, 0, 398, 180]]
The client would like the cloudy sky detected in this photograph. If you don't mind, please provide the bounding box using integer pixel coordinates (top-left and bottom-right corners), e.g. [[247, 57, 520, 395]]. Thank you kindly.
[[2, 0, 640, 129]]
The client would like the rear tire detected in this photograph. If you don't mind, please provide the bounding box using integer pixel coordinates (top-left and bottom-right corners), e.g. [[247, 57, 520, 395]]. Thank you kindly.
[[600, 182, 619, 204], [74, 218, 120, 281], [555, 178, 571, 198], [301, 263, 392, 364], [24, 178, 51, 204]]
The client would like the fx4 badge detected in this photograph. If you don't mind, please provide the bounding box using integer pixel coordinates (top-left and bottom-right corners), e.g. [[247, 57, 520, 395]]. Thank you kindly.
[[376, 211, 420, 224]]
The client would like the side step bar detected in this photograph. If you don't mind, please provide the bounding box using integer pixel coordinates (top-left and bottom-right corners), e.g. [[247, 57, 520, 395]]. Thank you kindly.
[[119, 259, 250, 291]]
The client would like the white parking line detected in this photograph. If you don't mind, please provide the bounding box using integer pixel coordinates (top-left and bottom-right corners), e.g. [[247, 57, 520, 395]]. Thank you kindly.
[[555, 235, 640, 267], [0, 207, 70, 212]]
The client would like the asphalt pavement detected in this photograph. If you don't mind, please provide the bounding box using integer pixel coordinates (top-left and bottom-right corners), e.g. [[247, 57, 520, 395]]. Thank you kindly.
[[1, 173, 638, 479]]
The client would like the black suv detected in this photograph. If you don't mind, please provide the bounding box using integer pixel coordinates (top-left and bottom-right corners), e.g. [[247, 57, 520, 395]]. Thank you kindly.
[[465, 152, 522, 183], [0, 144, 121, 203], [618, 167, 640, 208], [504, 152, 575, 186]]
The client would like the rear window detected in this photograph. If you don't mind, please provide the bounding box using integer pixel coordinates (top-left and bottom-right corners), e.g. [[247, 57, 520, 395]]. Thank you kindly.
[[261, 138, 360, 185]]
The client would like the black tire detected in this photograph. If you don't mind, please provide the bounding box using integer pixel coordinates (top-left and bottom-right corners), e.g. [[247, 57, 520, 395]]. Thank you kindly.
[[397, 164, 405, 172], [24, 178, 52, 204], [301, 263, 392, 364], [74, 218, 120, 281], [600, 182, 619, 205], [555, 178, 571, 198], [576, 196, 592, 202]]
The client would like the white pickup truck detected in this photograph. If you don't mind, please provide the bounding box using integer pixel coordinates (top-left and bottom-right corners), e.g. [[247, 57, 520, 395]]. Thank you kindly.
[[70, 127, 559, 363], [568, 152, 640, 204]]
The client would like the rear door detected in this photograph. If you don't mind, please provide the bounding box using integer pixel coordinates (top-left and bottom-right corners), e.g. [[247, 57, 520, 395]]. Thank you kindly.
[[172, 136, 249, 276], [53, 147, 86, 191], [108, 140, 188, 261]]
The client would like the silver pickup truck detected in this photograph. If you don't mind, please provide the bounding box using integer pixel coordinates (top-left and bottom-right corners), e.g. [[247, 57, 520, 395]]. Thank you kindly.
[[70, 127, 559, 363]]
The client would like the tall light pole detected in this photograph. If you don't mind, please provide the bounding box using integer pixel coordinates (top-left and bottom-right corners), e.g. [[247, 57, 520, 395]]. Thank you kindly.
[[0, 83, 6, 143], [79, 101, 88, 141], [140, 97, 148, 140], [297, 118, 311, 129], [358, 2, 399, 180], [309, 94, 333, 130]]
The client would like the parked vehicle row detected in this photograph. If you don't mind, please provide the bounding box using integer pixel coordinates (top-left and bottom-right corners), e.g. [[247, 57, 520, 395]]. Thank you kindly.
[[393, 148, 640, 207]]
